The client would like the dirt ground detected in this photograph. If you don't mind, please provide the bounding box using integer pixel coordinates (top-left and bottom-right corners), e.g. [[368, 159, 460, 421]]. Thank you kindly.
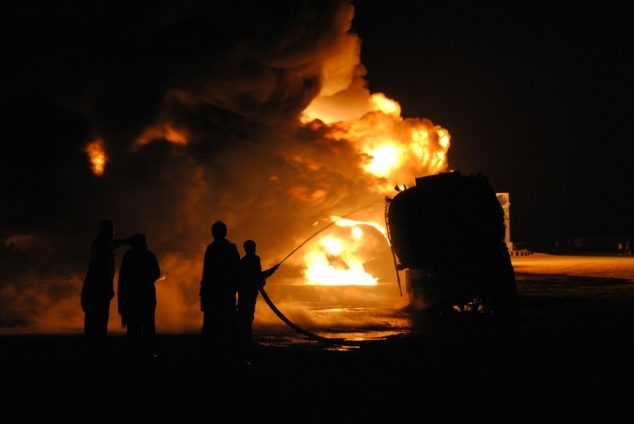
[[3, 254, 634, 423]]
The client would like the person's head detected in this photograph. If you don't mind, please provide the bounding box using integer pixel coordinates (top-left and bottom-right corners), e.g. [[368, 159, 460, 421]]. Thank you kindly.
[[243, 239, 256, 255], [130, 233, 147, 250], [99, 219, 114, 238], [211, 221, 227, 240]]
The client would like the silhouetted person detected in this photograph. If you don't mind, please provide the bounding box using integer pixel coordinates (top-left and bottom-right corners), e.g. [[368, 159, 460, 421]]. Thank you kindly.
[[118, 233, 161, 359], [238, 240, 278, 355], [81, 219, 129, 354], [200, 220, 241, 360]]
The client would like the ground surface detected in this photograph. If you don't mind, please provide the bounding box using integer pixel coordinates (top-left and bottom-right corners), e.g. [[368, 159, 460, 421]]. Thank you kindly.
[[3, 254, 634, 423]]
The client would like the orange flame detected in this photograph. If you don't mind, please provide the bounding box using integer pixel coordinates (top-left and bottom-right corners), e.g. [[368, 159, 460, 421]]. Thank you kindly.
[[302, 217, 390, 286], [135, 123, 189, 148], [84, 139, 107, 176], [300, 91, 450, 285]]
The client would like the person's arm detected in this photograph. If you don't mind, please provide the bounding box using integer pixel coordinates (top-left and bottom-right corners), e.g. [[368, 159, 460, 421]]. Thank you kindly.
[[112, 237, 130, 249], [150, 252, 161, 282], [262, 264, 279, 280]]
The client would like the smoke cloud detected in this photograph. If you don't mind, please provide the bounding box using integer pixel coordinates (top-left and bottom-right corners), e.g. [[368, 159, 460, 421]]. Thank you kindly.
[[1, 0, 448, 334]]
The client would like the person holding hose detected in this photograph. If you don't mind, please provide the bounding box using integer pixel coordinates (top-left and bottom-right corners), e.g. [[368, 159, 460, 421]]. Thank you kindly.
[[238, 239, 278, 357]]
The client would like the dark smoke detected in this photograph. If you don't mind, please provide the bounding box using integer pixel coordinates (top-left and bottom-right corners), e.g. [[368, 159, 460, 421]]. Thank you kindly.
[[0, 1, 429, 333]]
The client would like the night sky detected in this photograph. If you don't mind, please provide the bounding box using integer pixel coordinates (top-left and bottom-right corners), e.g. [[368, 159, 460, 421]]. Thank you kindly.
[[2, 0, 632, 257], [352, 1, 633, 245]]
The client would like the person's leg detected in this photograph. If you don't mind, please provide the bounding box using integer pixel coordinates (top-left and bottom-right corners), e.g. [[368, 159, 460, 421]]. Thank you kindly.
[[142, 310, 156, 357], [94, 299, 111, 352], [127, 319, 142, 357], [238, 298, 256, 351], [219, 298, 239, 359], [238, 290, 257, 348], [201, 311, 215, 357], [84, 311, 96, 351]]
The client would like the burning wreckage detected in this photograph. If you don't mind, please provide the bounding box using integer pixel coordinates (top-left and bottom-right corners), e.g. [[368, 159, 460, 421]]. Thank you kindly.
[[385, 171, 518, 326]]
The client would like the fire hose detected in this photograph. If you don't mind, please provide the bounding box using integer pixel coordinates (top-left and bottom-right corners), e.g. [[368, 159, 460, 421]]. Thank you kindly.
[[258, 287, 347, 345], [257, 203, 384, 346]]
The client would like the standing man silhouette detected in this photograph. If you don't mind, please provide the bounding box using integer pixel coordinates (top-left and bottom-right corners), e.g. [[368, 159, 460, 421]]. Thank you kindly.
[[238, 240, 278, 356], [200, 221, 241, 360], [118, 233, 161, 359], [81, 219, 129, 354]]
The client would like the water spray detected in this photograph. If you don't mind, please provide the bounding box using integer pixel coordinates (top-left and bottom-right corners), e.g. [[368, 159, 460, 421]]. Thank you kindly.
[[260, 200, 382, 344], [278, 217, 351, 267]]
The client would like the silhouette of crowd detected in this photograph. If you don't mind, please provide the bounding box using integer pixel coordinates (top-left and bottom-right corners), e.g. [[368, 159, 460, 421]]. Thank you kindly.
[[199, 221, 278, 362], [81, 219, 278, 364]]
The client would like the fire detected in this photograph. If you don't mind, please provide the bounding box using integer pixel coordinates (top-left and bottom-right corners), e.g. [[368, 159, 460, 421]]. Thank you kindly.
[[304, 239, 378, 286], [84, 139, 107, 176], [135, 123, 189, 149], [299, 90, 450, 286], [364, 144, 400, 177], [85, 124, 189, 175], [83, 4, 449, 294], [370, 93, 401, 116], [2, 2, 459, 334], [302, 217, 390, 286]]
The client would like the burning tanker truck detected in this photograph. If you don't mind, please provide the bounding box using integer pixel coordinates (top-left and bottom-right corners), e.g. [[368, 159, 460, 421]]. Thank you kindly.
[[385, 171, 518, 326]]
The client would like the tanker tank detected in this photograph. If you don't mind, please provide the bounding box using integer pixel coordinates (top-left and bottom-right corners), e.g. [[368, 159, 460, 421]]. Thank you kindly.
[[385, 171, 517, 326]]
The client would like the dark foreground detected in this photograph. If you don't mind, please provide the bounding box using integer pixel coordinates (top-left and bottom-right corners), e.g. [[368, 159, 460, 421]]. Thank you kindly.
[[3, 274, 634, 423]]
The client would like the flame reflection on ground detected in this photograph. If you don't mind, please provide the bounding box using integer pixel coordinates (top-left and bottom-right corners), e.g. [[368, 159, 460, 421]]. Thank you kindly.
[[253, 254, 634, 350], [254, 283, 412, 350]]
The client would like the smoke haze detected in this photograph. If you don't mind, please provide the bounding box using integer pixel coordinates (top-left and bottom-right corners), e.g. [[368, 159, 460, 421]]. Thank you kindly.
[[1, 0, 448, 333]]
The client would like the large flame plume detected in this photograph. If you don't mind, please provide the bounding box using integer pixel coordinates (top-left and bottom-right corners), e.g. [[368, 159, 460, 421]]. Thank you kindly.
[[1, 0, 449, 334]]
